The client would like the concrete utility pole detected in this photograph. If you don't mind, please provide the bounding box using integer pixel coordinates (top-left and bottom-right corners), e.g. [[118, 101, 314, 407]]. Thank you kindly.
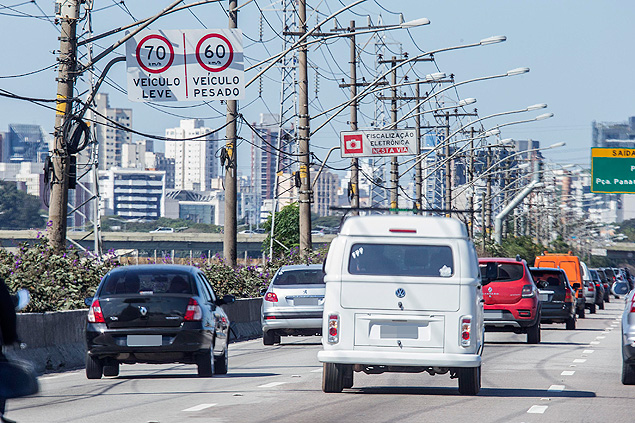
[[224, 0, 238, 267], [485, 145, 493, 239], [49, 0, 80, 253], [444, 112, 451, 216], [390, 56, 398, 211], [349, 21, 359, 215], [468, 127, 475, 238], [414, 81, 422, 213], [297, 0, 312, 255]]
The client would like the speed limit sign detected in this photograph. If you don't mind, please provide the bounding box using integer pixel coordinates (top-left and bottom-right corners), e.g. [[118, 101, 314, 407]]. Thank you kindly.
[[126, 29, 244, 102]]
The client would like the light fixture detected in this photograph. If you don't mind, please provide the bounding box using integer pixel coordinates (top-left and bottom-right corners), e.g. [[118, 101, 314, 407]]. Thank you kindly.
[[458, 98, 477, 106], [480, 35, 507, 45], [535, 112, 554, 121], [425, 72, 446, 81], [400, 18, 431, 28], [526, 103, 547, 111], [507, 67, 530, 76]]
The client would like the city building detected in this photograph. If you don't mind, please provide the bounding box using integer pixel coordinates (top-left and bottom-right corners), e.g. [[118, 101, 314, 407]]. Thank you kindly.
[[311, 167, 340, 216], [3, 124, 49, 163], [164, 189, 225, 226], [592, 116, 635, 148], [165, 119, 217, 191], [92, 93, 132, 170], [98, 168, 165, 219]]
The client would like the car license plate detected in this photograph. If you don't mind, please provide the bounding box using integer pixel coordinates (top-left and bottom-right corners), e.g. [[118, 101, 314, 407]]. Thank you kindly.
[[294, 297, 318, 306], [127, 335, 162, 347], [380, 324, 418, 339], [539, 293, 550, 302], [484, 310, 503, 319]]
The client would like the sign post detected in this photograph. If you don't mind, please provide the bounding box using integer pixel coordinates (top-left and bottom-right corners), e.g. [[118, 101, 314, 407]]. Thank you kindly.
[[591, 147, 635, 193], [126, 29, 244, 102]]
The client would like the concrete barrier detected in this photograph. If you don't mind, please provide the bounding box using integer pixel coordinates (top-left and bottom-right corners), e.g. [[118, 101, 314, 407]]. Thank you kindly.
[[6, 298, 263, 375]]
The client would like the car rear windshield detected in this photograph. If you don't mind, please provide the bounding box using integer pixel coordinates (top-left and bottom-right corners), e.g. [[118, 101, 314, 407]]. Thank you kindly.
[[100, 270, 195, 295], [348, 243, 454, 277], [273, 269, 325, 285], [530, 270, 566, 288], [479, 262, 524, 282]]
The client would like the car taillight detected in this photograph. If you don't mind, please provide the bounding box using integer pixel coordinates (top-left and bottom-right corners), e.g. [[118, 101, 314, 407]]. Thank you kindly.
[[184, 298, 202, 321], [327, 314, 339, 344], [264, 292, 278, 302], [588, 283, 594, 292], [565, 289, 574, 303], [521, 285, 535, 298], [87, 299, 105, 323], [630, 298, 635, 313], [460, 316, 472, 347]]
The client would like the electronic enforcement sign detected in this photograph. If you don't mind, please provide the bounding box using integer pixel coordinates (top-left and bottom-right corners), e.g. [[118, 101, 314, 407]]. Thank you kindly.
[[126, 29, 244, 102], [591, 147, 635, 193]]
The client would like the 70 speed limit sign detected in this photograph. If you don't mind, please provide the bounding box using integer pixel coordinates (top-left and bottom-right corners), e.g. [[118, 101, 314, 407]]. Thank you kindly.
[[126, 29, 244, 102]]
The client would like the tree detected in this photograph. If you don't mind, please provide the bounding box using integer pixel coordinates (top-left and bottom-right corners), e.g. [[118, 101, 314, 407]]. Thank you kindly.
[[261, 203, 300, 257], [0, 181, 46, 230]]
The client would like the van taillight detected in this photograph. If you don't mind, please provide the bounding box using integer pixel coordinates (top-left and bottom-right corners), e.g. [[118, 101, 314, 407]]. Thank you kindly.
[[87, 299, 105, 323], [327, 314, 339, 344], [184, 298, 202, 321], [521, 285, 535, 298], [264, 292, 278, 302], [460, 316, 472, 347]]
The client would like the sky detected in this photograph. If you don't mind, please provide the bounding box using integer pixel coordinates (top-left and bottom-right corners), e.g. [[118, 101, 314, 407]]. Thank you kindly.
[[1, 0, 634, 178]]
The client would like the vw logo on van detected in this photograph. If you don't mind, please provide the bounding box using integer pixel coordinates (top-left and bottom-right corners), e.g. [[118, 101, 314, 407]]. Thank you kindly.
[[395, 288, 406, 298]]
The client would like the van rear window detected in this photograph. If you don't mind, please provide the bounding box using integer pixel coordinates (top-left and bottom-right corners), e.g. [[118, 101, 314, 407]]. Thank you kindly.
[[348, 243, 453, 277]]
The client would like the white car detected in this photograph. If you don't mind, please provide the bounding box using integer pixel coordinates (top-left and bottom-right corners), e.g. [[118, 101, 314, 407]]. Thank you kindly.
[[318, 215, 484, 394], [622, 288, 635, 384], [150, 227, 174, 233]]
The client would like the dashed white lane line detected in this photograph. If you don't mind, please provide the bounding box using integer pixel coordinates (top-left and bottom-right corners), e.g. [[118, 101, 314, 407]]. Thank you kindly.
[[183, 404, 217, 412], [597, 336, 606, 339], [573, 359, 587, 363], [311, 368, 323, 373], [548, 385, 565, 392], [258, 381, 289, 388], [582, 350, 595, 354], [561, 371, 575, 376], [527, 405, 548, 414], [590, 341, 600, 345]]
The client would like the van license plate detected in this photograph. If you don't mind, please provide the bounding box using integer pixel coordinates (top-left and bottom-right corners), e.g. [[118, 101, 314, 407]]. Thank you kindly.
[[380, 324, 418, 339], [294, 297, 318, 306], [127, 335, 162, 347]]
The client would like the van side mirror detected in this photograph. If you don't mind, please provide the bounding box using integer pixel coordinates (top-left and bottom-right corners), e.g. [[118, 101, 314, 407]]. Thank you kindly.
[[572, 283, 580, 290]]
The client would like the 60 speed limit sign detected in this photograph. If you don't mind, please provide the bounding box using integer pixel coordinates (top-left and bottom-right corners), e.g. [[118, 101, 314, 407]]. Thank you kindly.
[[126, 29, 244, 102]]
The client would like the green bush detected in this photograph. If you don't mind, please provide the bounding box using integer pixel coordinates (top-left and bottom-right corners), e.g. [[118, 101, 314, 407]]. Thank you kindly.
[[0, 232, 328, 313]]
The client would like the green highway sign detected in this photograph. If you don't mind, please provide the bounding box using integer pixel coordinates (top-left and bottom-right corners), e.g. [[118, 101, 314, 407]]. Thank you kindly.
[[592, 147, 635, 193]]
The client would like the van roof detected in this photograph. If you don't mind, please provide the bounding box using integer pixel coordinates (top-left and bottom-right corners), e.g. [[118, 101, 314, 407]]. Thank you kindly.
[[339, 215, 467, 238]]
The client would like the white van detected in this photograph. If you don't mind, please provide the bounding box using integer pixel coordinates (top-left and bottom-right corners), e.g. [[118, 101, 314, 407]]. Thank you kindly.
[[318, 215, 484, 394]]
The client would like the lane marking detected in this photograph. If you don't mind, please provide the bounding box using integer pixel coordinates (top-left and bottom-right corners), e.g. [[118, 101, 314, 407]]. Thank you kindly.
[[548, 385, 565, 392], [590, 341, 600, 345], [561, 371, 575, 376], [183, 404, 217, 412], [258, 381, 288, 388], [527, 405, 548, 414], [597, 336, 606, 339], [582, 350, 594, 354], [39, 373, 74, 381], [311, 368, 323, 373], [573, 359, 586, 363]]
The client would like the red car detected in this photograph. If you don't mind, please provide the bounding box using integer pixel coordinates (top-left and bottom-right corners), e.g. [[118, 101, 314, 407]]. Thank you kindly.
[[479, 257, 541, 344]]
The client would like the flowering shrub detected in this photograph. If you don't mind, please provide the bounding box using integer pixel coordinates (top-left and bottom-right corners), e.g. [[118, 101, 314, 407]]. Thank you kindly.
[[0, 233, 328, 313]]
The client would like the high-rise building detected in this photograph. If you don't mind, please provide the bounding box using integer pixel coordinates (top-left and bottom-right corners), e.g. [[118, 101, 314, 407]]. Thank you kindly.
[[98, 168, 165, 219], [311, 167, 339, 216], [592, 117, 635, 148], [93, 93, 132, 170], [165, 119, 217, 191], [4, 124, 48, 163]]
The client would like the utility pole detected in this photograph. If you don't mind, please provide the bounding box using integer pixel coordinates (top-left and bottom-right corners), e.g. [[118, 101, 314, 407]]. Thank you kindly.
[[468, 127, 475, 238], [485, 145, 493, 239], [49, 0, 80, 253], [414, 81, 422, 213], [348, 21, 359, 215], [297, 0, 312, 255], [224, 0, 238, 267], [390, 57, 398, 210], [444, 112, 451, 216]]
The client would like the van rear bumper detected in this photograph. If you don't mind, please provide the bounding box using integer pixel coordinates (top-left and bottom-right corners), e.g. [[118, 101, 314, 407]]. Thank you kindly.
[[317, 350, 481, 368]]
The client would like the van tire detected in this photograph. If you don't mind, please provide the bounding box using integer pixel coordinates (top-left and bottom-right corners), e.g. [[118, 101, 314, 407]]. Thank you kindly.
[[526, 320, 541, 344], [342, 365, 354, 389], [458, 366, 481, 395], [622, 361, 635, 385], [565, 316, 576, 330], [85, 353, 103, 379], [322, 363, 344, 393]]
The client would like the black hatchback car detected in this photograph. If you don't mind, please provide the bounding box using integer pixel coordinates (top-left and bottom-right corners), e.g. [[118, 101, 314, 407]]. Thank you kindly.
[[529, 267, 577, 330], [85, 265, 234, 379]]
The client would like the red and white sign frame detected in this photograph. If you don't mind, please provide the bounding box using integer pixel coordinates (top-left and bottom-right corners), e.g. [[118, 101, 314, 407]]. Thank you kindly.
[[340, 129, 417, 158]]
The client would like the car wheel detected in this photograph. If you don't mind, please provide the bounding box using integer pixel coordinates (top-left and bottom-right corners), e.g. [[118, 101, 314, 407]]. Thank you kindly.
[[599, 301, 605, 310], [85, 353, 103, 380], [214, 347, 229, 375], [622, 361, 635, 385], [578, 306, 585, 318], [527, 320, 541, 344], [458, 366, 481, 395], [342, 365, 354, 389], [263, 331, 278, 346], [196, 348, 215, 377], [605, 295, 610, 303], [565, 316, 576, 330], [103, 362, 120, 377], [589, 303, 596, 314], [322, 363, 344, 393]]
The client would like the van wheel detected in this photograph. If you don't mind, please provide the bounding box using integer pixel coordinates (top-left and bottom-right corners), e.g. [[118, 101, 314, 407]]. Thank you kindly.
[[102, 362, 119, 377], [622, 361, 635, 385], [196, 348, 215, 377], [85, 353, 103, 380], [526, 321, 541, 344], [322, 363, 344, 393], [342, 365, 354, 389], [566, 316, 576, 330], [589, 303, 596, 314], [458, 366, 481, 395]]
